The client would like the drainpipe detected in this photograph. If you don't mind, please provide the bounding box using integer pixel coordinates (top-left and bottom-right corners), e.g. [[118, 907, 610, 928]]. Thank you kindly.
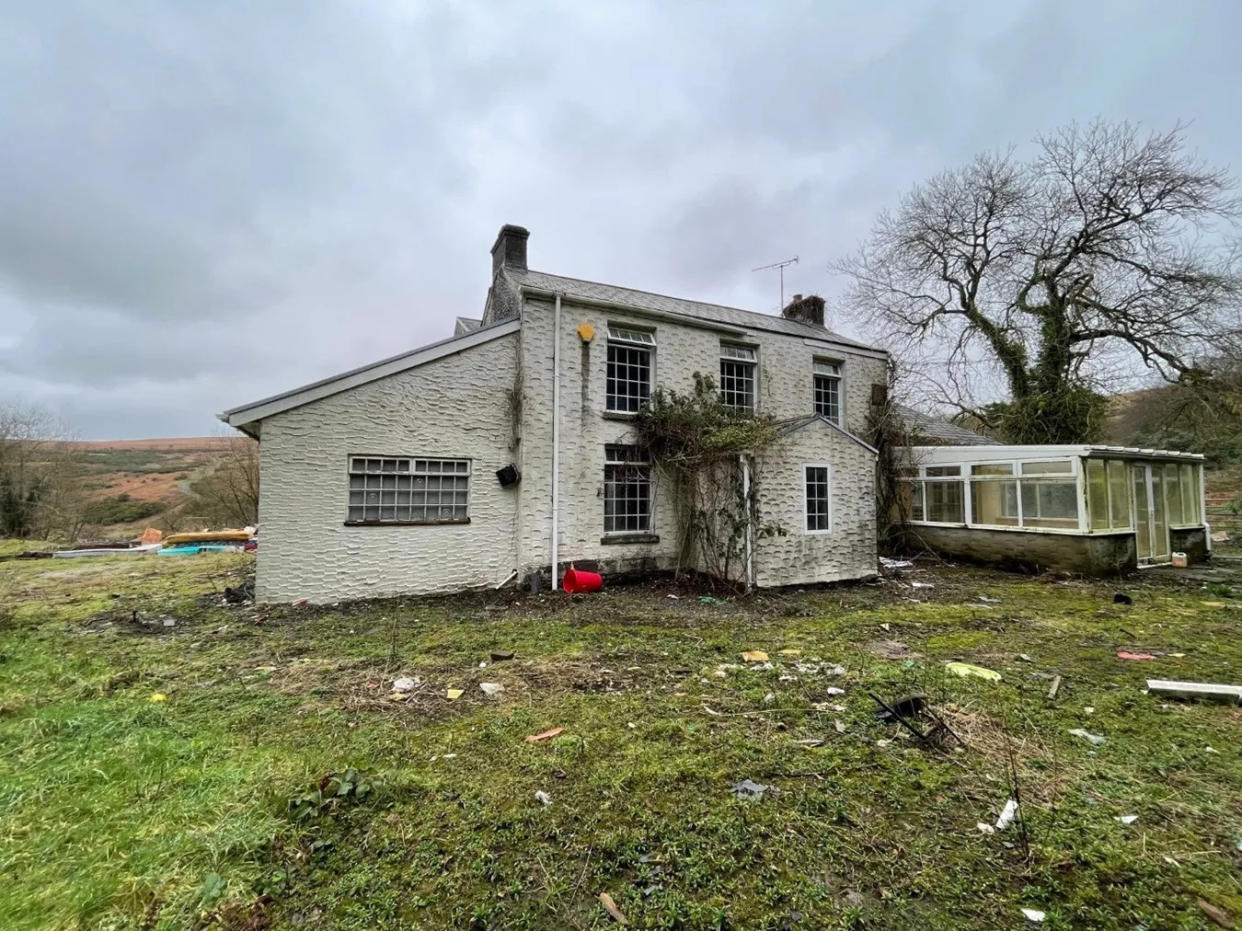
[[551, 293, 562, 590], [740, 454, 754, 592]]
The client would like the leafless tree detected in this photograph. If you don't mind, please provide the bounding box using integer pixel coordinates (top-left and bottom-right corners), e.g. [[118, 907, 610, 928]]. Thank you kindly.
[[0, 402, 84, 540], [835, 120, 1242, 442], [168, 435, 259, 530]]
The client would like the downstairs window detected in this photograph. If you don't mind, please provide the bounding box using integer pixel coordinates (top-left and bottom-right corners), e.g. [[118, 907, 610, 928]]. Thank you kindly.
[[347, 457, 470, 524]]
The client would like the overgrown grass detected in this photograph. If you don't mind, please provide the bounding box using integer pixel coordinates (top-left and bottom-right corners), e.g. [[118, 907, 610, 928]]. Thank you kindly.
[[2, 552, 1241, 929]]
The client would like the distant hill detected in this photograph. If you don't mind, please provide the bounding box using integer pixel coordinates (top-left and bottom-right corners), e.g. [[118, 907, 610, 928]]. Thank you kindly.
[[59, 437, 237, 536]]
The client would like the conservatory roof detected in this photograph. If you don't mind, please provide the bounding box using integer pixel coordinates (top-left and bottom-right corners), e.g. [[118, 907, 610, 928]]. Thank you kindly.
[[899, 444, 1204, 464]]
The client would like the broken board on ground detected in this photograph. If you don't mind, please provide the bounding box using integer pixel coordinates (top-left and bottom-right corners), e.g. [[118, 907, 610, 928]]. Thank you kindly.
[[1147, 679, 1242, 704]]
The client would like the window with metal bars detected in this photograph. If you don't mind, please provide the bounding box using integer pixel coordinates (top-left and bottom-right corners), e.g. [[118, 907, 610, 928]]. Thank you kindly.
[[603, 444, 650, 534], [805, 465, 832, 532], [719, 344, 756, 412], [813, 360, 842, 424], [606, 326, 654, 413], [346, 457, 470, 524]]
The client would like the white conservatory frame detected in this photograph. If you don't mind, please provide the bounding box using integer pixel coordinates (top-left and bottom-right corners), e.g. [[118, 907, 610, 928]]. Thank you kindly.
[[896, 445, 1208, 564]]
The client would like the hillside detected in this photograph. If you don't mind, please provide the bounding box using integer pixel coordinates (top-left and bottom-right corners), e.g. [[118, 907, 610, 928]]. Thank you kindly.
[[62, 437, 241, 537]]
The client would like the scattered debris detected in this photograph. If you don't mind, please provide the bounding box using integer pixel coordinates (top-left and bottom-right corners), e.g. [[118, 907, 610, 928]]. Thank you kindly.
[[1020, 907, 1046, 923], [976, 822, 995, 835], [911, 581, 935, 589], [870, 692, 963, 751], [1047, 676, 1062, 699], [479, 682, 505, 697], [793, 738, 824, 748], [149, 693, 167, 703], [879, 557, 913, 569], [292, 598, 310, 607], [874, 694, 926, 722], [763, 692, 775, 704], [1117, 651, 1156, 661], [995, 798, 1019, 830], [1113, 592, 1133, 605], [490, 650, 515, 662], [777, 648, 802, 656], [945, 662, 1001, 682], [598, 891, 629, 925], [1146, 679, 1242, 704], [978, 595, 1001, 604], [865, 639, 920, 660], [525, 727, 565, 743], [1116, 814, 1138, 825], [1068, 728, 1106, 746], [392, 676, 419, 693], [1017, 653, 1033, 662], [833, 720, 846, 734], [824, 687, 845, 696], [730, 779, 774, 801], [223, 580, 254, 604], [740, 650, 769, 662], [534, 790, 552, 806], [699, 596, 726, 605], [1198, 898, 1234, 929], [445, 688, 463, 700]]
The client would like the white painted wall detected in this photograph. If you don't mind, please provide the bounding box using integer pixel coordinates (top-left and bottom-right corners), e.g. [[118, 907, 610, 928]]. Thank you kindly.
[[254, 334, 521, 603]]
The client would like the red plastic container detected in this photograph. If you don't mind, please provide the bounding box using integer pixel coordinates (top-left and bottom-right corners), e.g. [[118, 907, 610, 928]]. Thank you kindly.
[[562, 566, 603, 594]]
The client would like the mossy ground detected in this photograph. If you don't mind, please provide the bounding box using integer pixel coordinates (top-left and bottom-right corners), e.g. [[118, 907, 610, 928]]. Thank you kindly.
[[2, 551, 1241, 929]]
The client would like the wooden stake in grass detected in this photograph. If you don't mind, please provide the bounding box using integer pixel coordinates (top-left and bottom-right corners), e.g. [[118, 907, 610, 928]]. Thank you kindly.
[[599, 891, 628, 925]]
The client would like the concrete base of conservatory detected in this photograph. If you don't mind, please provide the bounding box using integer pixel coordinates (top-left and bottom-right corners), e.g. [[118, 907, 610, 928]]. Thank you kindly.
[[904, 525, 1140, 575]]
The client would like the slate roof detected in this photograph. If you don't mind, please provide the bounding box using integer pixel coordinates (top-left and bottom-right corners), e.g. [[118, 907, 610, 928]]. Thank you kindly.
[[893, 404, 997, 446], [512, 268, 883, 354]]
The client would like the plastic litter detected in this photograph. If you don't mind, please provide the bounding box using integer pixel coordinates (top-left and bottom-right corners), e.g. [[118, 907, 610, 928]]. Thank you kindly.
[[1020, 908, 1046, 922], [1116, 814, 1138, 824], [1068, 728, 1106, 746], [976, 822, 995, 835], [445, 688, 463, 700], [534, 790, 552, 806], [741, 650, 769, 662], [480, 682, 505, 696], [824, 686, 846, 696], [730, 779, 773, 801], [1117, 651, 1156, 661], [880, 557, 913, 569], [945, 662, 1002, 682], [149, 693, 167, 703], [1146, 678, 1242, 704], [995, 798, 1019, 830], [392, 676, 419, 693]]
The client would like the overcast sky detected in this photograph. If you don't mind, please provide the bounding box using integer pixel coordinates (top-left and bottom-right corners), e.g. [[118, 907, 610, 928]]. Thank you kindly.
[[1, 0, 1239, 439]]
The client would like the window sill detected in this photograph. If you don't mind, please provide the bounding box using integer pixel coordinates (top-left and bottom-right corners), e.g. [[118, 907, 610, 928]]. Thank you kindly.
[[602, 410, 638, 421], [600, 533, 659, 545], [344, 518, 471, 527]]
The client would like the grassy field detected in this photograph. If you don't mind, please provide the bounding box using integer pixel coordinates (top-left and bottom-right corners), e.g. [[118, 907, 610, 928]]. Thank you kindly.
[[2, 551, 1241, 929]]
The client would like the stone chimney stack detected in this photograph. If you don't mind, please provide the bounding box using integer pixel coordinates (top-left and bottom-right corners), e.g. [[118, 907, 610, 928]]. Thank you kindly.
[[491, 224, 530, 276], [781, 293, 825, 327]]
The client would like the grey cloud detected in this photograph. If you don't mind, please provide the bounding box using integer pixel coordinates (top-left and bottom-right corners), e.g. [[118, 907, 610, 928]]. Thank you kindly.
[[0, 0, 1239, 437]]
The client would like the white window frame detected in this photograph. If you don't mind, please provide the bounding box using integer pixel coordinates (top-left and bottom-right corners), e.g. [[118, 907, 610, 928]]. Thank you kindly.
[[605, 325, 655, 414], [603, 444, 652, 535], [804, 463, 832, 534], [812, 359, 843, 425], [719, 343, 758, 413], [346, 456, 471, 525]]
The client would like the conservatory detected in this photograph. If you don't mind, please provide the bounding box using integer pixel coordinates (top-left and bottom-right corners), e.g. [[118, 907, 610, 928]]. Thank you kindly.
[[896, 445, 1208, 574]]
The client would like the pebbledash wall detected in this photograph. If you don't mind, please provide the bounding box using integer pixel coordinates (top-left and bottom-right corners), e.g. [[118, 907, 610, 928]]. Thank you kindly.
[[753, 420, 878, 587], [511, 294, 888, 584], [254, 334, 522, 602]]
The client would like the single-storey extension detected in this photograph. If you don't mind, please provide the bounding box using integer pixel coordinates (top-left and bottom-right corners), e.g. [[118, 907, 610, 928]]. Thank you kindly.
[[897, 444, 1208, 574]]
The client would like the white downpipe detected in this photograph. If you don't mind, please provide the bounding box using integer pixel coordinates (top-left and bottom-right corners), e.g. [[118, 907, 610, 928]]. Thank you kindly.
[[740, 454, 754, 592], [551, 293, 562, 590]]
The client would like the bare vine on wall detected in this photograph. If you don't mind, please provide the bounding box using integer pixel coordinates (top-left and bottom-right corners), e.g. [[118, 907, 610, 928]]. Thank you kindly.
[[632, 374, 784, 589]]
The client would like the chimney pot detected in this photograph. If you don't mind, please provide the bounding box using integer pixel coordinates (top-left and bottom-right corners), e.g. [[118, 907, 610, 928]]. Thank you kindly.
[[782, 293, 825, 327], [491, 224, 529, 275]]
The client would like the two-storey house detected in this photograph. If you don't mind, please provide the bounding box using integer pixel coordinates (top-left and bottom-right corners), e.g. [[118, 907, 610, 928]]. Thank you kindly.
[[221, 225, 890, 602]]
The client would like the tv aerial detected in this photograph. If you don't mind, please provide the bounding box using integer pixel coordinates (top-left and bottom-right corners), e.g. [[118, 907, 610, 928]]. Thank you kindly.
[[752, 256, 798, 309]]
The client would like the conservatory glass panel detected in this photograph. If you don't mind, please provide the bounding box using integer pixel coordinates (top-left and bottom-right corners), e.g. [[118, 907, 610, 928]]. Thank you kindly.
[[1086, 459, 1109, 530], [971, 479, 1019, 526], [1107, 460, 1130, 529], [1019, 479, 1078, 528], [1164, 463, 1185, 526]]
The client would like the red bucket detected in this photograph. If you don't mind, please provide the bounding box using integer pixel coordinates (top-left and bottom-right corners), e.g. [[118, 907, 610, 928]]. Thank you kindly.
[[562, 566, 603, 594]]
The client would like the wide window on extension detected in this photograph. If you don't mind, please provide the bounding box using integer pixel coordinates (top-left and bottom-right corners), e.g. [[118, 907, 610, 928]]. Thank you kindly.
[[720, 344, 757, 411], [805, 465, 832, 532], [606, 326, 654, 413], [604, 444, 651, 534], [347, 457, 470, 524], [813, 360, 842, 424]]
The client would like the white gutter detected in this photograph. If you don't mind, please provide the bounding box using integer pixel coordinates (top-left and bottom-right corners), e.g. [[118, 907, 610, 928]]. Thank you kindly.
[[551, 293, 562, 590]]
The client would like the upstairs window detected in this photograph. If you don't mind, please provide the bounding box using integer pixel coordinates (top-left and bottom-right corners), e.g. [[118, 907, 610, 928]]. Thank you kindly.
[[719, 344, 756, 412], [347, 457, 470, 524], [805, 465, 832, 532], [813, 360, 842, 425], [606, 326, 654, 413], [604, 444, 650, 534]]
